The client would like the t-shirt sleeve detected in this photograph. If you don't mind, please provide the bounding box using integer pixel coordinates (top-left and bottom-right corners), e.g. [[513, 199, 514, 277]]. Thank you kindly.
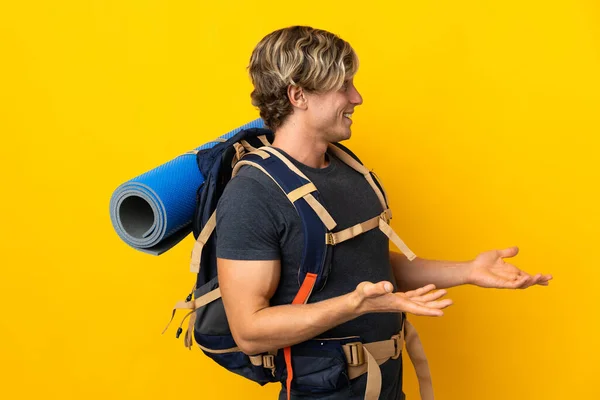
[[216, 173, 284, 260]]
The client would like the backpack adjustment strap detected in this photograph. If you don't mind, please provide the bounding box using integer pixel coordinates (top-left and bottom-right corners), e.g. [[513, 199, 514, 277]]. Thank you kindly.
[[342, 333, 402, 373], [190, 210, 217, 273], [378, 217, 417, 261], [231, 142, 247, 167], [287, 182, 318, 203], [326, 209, 393, 246], [341, 342, 382, 400]]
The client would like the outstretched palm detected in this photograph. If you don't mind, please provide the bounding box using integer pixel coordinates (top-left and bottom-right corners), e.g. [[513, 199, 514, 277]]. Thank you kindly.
[[468, 246, 552, 289]]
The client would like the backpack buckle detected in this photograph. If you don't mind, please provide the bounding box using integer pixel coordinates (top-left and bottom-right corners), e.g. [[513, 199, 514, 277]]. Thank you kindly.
[[346, 342, 365, 367], [326, 232, 336, 246], [263, 354, 275, 369], [391, 333, 403, 360], [380, 209, 392, 224]]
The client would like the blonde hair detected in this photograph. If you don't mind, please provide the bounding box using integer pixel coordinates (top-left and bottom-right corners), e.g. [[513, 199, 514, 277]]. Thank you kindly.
[[248, 26, 359, 130]]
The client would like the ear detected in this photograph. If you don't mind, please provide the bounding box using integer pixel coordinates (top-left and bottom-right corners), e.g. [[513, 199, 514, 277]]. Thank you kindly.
[[287, 85, 307, 109]]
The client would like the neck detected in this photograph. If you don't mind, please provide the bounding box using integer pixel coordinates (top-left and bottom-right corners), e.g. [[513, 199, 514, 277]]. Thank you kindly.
[[271, 119, 330, 169]]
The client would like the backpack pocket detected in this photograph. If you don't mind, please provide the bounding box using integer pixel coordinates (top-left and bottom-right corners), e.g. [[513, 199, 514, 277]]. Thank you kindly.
[[275, 339, 352, 395], [192, 277, 277, 385]]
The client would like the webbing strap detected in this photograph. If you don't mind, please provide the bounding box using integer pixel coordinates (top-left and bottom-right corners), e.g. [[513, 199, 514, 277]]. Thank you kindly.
[[162, 288, 222, 334], [341, 329, 401, 400], [190, 210, 217, 273], [232, 159, 336, 231], [184, 311, 197, 349], [328, 209, 391, 246], [261, 146, 311, 181], [285, 273, 318, 400], [257, 135, 271, 146], [249, 149, 270, 159], [363, 347, 381, 400], [371, 171, 389, 206], [327, 144, 388, 211], [303, 194, 337, 230], [232, 161, 288, 199], [241, 139, 257, 152], [342, 321, 433, 400], [198, 343, 240, 353], [231, 142, 247, 168], [343, 336, 399, 380], [378, 218, 417, 261], [405, 320, 434, 400], [237, 147, 337, 231], [287, 183, 318, 203]]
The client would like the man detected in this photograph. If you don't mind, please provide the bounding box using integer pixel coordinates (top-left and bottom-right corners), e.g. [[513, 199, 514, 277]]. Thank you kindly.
[[215, 26, 552, 400]]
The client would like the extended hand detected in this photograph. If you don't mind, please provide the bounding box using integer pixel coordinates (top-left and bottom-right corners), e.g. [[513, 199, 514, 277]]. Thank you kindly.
[[353, 282, 453, 317], [467, 246, 553, 289]]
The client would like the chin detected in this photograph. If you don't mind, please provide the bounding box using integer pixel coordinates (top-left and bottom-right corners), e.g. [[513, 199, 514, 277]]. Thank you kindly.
[[339, 129, 352, 142], [324, 127, 352, 143]]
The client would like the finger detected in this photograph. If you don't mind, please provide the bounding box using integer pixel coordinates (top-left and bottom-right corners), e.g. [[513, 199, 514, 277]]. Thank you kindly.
[[519, 273, 540, 289], [508, 274, 530, 289], [404, 284, 437, 298], [361, 281, 394, 298], [422, 299, 454, 309], [523, 273, 555, 288], [497, 246, 519, 258], [402, 301, 445, 317], [410, 289, 448, 303], [520, 277, 536, 289], [536, 274, 552, 286]]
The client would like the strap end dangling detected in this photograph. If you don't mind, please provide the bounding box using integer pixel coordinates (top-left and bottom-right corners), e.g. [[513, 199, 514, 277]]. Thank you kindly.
[[161, 308, 177, 335]]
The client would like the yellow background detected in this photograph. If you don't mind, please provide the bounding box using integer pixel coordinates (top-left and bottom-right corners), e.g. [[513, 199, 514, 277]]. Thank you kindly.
[[1, 1, 598, 399]]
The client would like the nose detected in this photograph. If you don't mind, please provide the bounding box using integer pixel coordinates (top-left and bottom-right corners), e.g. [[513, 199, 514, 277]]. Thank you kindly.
[[350, 84, 363, 106]]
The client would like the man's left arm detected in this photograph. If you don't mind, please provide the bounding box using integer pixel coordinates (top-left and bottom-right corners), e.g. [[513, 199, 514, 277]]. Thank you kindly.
[[391, 246, 553, 292]]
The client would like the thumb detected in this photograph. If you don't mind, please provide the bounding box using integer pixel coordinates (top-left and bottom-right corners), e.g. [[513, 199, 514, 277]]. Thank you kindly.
[[497, 246, 519, 258], [361, 281, 394, 298]]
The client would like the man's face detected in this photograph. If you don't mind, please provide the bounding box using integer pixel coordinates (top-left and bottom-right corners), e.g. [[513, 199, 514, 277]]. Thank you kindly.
[[304, 77, 363, 143]]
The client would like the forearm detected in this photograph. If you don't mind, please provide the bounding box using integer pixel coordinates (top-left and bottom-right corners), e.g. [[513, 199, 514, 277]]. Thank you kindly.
[[232, 291, 361, 355], [391, 251, 473, 291]]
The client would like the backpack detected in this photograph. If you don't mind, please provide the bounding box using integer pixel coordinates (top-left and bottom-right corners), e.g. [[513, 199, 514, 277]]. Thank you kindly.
[[163, 126, 434, 400]]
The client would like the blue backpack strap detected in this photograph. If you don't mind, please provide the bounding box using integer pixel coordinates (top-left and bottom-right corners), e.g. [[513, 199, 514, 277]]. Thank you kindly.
[[233, 146, 338, 400], [232, 147, 336, 292]]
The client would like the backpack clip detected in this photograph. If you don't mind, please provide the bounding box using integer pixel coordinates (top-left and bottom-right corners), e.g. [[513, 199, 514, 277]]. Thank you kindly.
[[326, 232, 336, 246], [346, 342, 365, 367], [391, 333, 403, 360], [263, 354, 275, 369]]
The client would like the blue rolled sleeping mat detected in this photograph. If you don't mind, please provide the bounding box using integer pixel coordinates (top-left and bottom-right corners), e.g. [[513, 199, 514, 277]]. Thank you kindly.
[[109, 118, 265, 255]]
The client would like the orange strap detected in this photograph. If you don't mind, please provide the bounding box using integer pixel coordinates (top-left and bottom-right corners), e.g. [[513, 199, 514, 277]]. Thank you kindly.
[[284, 273, 318, 400]]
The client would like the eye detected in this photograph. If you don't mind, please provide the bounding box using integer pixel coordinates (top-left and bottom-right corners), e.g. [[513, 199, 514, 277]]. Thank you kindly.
[[341, 81, 349, 91]]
